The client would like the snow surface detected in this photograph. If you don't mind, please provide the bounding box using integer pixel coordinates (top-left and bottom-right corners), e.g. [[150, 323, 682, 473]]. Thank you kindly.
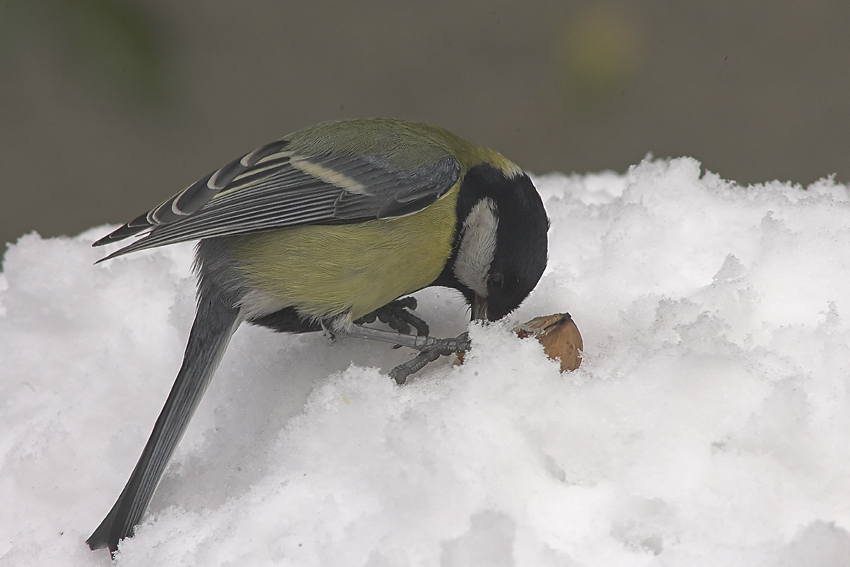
[[3, 157, 850, 566]]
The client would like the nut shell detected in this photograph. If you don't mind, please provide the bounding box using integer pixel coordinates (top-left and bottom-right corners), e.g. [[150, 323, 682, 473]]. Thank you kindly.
[[515, 313, 583, 372]]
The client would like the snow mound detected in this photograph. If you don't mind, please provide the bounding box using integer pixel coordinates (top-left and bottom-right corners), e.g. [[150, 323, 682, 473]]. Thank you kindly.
[[2, 157, 850, 566]]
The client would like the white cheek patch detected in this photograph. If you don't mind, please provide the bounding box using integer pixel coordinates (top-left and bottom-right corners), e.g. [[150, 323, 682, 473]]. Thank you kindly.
[[454, 198, 498, 297]]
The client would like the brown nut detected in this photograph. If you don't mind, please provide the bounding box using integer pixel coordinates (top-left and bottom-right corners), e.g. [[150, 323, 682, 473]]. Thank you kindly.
[[515, 313, 583, 372]]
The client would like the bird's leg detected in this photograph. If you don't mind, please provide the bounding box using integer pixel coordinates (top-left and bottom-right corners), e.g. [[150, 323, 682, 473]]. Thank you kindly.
[[387, 341, 466, 384], [354, 296, 429, 337], [345, 325, 471, 385]]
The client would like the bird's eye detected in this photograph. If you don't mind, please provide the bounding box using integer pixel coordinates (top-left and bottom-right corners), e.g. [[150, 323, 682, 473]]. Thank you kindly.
[[488, 272, 505, 290]]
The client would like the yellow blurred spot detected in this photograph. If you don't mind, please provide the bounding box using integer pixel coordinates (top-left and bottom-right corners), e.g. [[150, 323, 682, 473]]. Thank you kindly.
[[554, 4, 643, 112], [342, 395, 351, 405]]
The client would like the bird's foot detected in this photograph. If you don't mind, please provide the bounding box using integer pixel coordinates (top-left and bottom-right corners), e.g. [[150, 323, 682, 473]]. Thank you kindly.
[[354, 296, 429, 337], [388, 332, 470, 384], [346, 324, 470, 385]]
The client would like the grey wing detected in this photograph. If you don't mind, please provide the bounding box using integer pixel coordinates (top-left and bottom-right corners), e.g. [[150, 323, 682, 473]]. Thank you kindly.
[[94, 139, 461, 261]]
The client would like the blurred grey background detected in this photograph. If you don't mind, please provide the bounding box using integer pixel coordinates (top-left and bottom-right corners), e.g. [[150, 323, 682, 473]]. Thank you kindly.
[[2, 0, 849, 251]]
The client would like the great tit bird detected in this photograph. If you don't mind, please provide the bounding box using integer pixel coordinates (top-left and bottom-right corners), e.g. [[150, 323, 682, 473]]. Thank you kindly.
[[86, 118, 548, 553]]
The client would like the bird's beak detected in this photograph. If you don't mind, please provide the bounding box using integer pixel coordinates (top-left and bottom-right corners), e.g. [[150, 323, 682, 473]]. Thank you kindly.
[[472, 294, 488, 321]]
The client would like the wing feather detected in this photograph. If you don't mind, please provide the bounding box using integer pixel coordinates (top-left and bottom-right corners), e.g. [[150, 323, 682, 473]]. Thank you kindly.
[[94, 132, 460, 261]]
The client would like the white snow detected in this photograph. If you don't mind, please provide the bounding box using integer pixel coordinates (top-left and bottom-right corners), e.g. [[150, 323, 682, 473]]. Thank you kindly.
[[2, 157, 850, 566]]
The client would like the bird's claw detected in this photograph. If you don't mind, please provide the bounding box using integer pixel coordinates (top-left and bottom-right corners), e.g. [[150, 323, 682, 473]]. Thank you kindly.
[[355, 296, 430, 336], [346, 322, 470, 384], [389, 332, 471, 385]]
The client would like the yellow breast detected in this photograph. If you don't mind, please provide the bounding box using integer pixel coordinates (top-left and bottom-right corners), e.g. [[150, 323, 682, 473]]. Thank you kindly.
[[229, 188, 459, 322]]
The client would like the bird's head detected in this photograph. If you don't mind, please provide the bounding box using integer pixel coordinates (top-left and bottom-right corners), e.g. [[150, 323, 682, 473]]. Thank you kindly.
[[441, 163, 549, 322]]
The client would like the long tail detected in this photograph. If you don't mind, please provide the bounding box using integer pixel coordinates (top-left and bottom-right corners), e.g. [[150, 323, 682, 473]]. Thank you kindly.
[[86, 292, 241, 553]]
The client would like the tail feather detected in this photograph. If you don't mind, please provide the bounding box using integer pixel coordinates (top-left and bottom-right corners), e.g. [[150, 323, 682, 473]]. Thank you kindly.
[[86, 293, 240, 553]]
